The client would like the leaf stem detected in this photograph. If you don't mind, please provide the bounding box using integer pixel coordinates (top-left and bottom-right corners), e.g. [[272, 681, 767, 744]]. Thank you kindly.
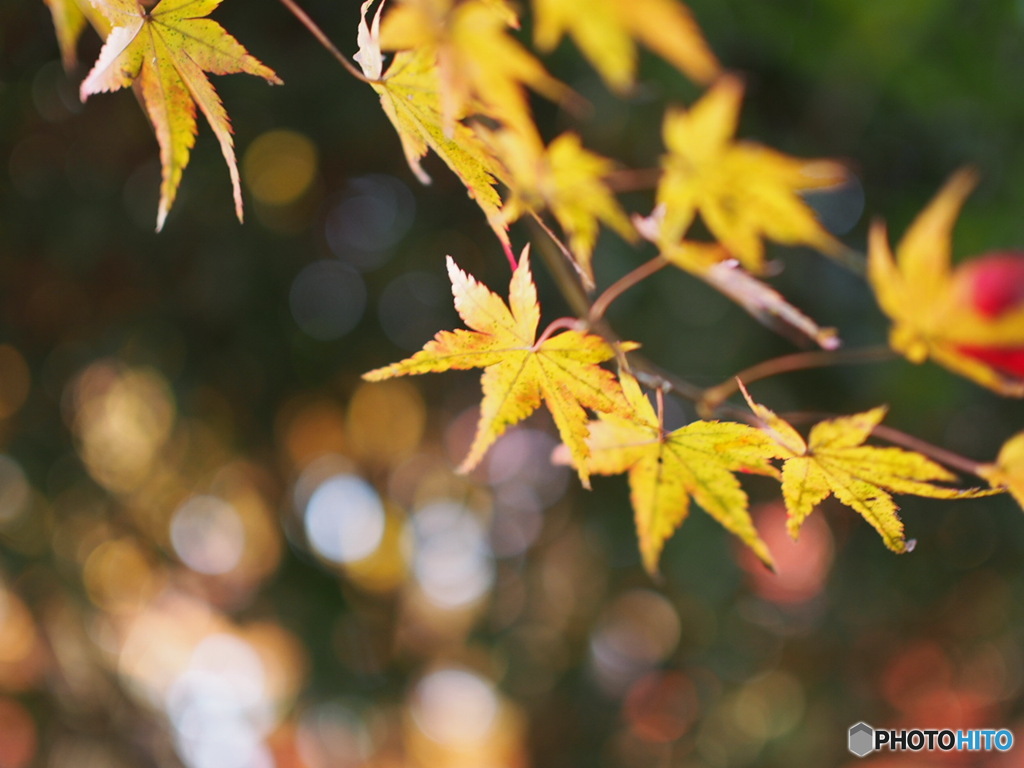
[[698, 345, 896, 417], [655, 386, 665, 435], [528, 216, 593, 319], [277, 0, 376, 84], [529, 212, 593, 289], [533, 317, 583, 349], [589, 256, 668, 323], [630, 357, 710, 406], [603, 167, 662, 192]]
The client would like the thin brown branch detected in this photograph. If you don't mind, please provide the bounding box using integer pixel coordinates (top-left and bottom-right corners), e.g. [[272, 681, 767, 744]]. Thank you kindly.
[[603, 167, 662, 193], [533, 317, 584, 349], [698, 345, 896, 417], [589, 256, 668, 323], [629, 357, 711, 407], [829, 245, 868, 276], [528, 212, 594, 291], [527, 216, 592, 319], [870, 424, 987, 478], [277, 0, 376, 84]]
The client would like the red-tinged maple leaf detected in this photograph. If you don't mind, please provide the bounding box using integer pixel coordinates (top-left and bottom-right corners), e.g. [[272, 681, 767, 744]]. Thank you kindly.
[[363, 249, 635, 487], [80, 0, 282, 231], [869, 170, 1024, 396]]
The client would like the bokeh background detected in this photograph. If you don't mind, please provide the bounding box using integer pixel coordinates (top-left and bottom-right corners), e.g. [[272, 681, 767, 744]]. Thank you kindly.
[[3, 1, 1024, 766]]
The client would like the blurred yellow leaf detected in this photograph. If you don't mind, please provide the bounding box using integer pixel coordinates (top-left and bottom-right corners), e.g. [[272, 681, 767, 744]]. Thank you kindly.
[[576, 373, 778, 574], [357, 0, 510, 253], [532, 0, 718, 91], [656, 75, 845, 272], [979, 431, 1024, 509], [363, 249, 634, 487], [485, 128, 634, 287], [868, 169, 1024, 396], [742, 386, 991, 553], [43, 0, 110, 69], [377, 0, 566, 137], [80, 0, 281, 231]]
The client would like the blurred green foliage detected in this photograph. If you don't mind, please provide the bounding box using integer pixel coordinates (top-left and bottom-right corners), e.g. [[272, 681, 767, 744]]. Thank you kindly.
[[1, 1, 1024, 767]]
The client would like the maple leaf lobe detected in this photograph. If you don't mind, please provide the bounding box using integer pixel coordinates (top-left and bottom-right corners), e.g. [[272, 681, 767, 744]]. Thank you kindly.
[[363, 250, 632, 485], [80, 0, 281, 230], [742, 388, 993, 553], [579, 373, 777, 573]]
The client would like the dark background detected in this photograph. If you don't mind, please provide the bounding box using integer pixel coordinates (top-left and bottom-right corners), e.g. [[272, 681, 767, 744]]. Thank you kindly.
[[1, 0, 1024, 766]]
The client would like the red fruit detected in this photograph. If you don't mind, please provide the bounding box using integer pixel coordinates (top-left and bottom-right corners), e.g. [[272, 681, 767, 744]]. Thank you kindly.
[[950, 251, 1024, 378], [952, 345, 1024, 378], [952, 251, 1024, 318]]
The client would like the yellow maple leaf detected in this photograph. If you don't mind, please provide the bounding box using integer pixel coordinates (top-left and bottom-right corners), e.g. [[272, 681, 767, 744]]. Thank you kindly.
[[363, 249, 635, 487], [741, 386, 990, 553], [377, 0, 566, 137], [43, 0, 110, 69], [532, 0, 718, 91], [483, 127, 634, 287], [868, 169, 1024, 396], [656, 75, 846, 273], [577, 372, 778, 573], [978, 432, 1024, 509], [355, 0, 511, 254], [80, 0, 281, 231]]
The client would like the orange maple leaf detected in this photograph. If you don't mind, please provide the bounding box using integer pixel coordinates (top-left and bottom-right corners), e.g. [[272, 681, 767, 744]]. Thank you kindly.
[[80, 0, 282, 231], [656, 75, 846, 273], [363, 249, 634, 487], [868, 169, 1024, 396]]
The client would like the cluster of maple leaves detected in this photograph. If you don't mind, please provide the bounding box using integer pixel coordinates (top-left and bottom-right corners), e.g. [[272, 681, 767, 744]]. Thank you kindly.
[[44, 0, 1024, 572]]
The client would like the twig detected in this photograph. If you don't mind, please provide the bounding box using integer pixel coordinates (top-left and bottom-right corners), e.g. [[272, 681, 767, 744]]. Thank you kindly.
[[533, 317, 583, 349], [870, 424, 987, 478], [698, 345, 896, 417], [529, 212, 594, 290], [603, 167, 662, 192], [277, 0, 376, 84], [527, 216, 593, 320], [589, 256, 668, 323], [630, 357, 713, 408]]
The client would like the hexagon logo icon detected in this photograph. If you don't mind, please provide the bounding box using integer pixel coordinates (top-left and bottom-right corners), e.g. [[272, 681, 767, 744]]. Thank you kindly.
[[849, 722, 875, 757]]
